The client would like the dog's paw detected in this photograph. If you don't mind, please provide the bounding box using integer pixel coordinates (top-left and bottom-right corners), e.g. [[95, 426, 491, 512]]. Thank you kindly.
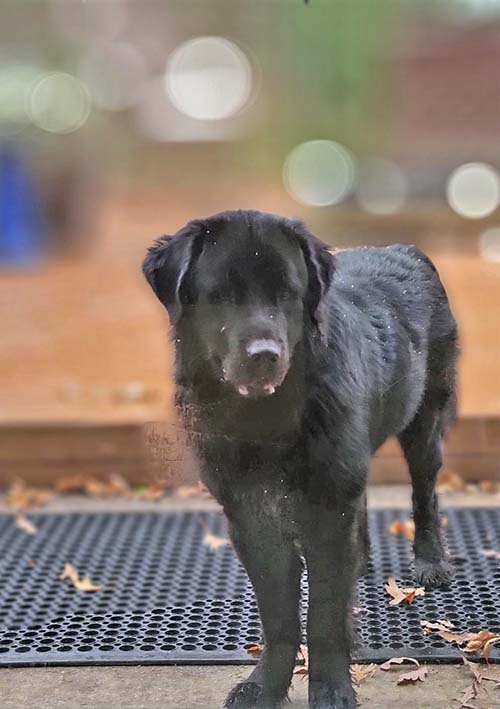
[[224, 681, 262, 709], [415, 558, 453, 589], [309, 681, 357, 709]]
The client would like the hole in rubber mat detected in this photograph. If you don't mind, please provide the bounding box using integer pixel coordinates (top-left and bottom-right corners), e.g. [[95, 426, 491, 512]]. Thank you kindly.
[[0, 509, 498, 665]]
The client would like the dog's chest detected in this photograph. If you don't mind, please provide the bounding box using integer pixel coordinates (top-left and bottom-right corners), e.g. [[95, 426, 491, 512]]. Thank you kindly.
[[241, 482, 303, 537]]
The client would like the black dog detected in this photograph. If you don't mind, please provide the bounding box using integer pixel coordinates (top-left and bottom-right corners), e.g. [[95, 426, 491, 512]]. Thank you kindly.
[[143, 210, 458, 709]]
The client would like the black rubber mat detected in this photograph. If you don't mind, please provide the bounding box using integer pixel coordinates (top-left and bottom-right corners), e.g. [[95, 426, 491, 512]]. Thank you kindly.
[[0, 508, 499, 666]]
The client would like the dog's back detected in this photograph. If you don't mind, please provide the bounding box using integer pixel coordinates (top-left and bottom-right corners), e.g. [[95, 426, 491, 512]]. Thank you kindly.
[[331, 244, 458, 448]]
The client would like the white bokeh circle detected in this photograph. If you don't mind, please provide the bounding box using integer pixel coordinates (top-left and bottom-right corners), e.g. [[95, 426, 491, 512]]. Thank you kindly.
[[164, 36, 253, 121], [283, 140, 355, 207], [29, 72, 91, 134], [446, 163, 500, 219]]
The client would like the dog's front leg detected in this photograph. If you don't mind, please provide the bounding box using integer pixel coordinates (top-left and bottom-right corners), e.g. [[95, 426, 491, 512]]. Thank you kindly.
[[224, 512, 302, 709], [303, 503, 361, 709]]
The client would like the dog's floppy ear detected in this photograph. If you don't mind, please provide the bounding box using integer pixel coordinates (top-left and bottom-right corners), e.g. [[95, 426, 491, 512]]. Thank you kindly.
[[142, 221, 203, 323], [286, 220, 335, 344]]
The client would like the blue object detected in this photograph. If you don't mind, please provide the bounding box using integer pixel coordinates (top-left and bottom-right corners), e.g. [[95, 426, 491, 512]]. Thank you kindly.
[[0, 143, 47, 266]]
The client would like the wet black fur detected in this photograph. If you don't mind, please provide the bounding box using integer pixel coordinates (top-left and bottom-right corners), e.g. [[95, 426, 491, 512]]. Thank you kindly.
[[143, 210, 458, 709]]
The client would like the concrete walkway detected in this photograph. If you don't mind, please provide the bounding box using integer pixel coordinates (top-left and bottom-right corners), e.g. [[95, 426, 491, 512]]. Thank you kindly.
[[1, 486, 499, 708], [1, 664, 497, 708]]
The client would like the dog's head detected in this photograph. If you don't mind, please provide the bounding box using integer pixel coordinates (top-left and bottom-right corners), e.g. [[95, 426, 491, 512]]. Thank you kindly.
[[143, 210, 334, 398]]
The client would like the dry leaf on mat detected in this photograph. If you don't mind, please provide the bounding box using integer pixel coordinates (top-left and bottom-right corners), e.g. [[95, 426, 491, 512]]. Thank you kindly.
[[421, 620, 476, 646], [198, 516, 230, 551], [380, 656, 420, 670], [384, 577, 425, 606], [481, 549, 500, 560], [60, 563, 104, 592], [389, 518, 447, 541], [350, 664, 377, 686], [246, 644, 263, 657], [388, 519, 415, 541], [15, 514, 38, 535], [7, 479, 52, 511], [422, 621, 500, 658], [463, 630, 500, 659], [397, 665, 429, 685], [202, 531, 229, 551]]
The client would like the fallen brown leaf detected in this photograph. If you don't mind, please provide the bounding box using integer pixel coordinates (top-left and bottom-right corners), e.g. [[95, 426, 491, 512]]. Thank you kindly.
[[463, 630, 500, 659], [462, 657, 484, 685], [55, 473, 91, 493], [134, 483, 167, 501], [421, 620, 476, 646], [454, 680, 479, 709], [380, 656, 420, 671], [384, 577, 425, 606], [397, 665, 429, 685], [481, 549, 500, 560], [7, 479, 53, 511], [15, 514, 38, 535], [422, 621, 500, 658], [389, 519, 415, 541], [436, 469, 466, 494], [202, 531, 230, 551], [60, 563, 104, 592], [478, 480, 500, 494], [246, 644, 263, 657], [350, 664, 377, 686], [197, 516, 230, 551], [55, 473, 131, 498], [175, 483, 210, 498]]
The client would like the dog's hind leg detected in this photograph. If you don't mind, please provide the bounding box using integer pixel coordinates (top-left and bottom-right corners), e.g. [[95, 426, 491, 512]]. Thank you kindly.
[[397, 336, 457, 589], [356, 491, 370, 577], [224, 515, 302, 709]]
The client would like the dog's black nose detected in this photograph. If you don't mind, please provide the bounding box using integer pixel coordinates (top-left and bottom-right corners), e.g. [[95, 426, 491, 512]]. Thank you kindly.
[[246, 339, 281, 364]]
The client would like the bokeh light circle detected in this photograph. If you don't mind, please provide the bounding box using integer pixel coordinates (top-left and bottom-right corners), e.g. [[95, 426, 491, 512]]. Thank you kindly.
[[283, 140, 355, 207], [446, 163, 500, 219], [29, 72, 91, 134], [164, 36, 253, 121], [356, 158, 407, 215], [479, 227, 500, 263]]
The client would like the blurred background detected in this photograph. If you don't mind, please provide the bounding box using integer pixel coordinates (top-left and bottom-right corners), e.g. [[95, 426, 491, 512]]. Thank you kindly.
[[1, 0, 500, 492]]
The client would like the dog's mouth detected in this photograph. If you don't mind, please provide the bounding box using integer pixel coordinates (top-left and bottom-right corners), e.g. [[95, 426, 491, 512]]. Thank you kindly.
[[220, 369, 283, 398], [236, 382, 277, 398]]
